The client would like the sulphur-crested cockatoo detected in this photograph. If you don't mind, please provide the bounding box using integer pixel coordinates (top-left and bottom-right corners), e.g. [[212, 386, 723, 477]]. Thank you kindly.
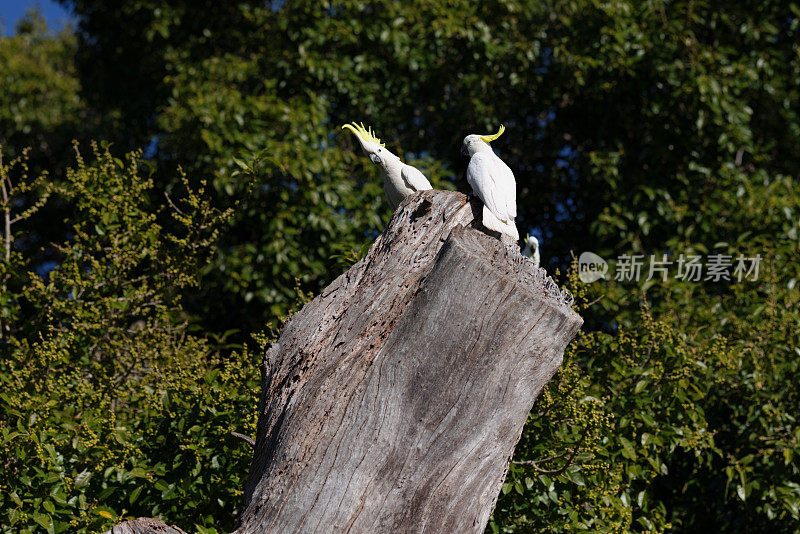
[[522, 234, 540, 269], [342, 122, 432, 209], [462, 125, 519, 240]]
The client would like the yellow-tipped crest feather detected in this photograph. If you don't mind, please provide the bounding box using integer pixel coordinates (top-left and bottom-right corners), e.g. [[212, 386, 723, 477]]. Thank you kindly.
[[341, 122, 385, 147], [479, 124, 506, 143]]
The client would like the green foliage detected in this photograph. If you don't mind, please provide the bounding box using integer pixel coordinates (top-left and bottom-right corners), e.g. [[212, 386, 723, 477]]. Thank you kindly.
[[0, 147, 53, 335], [1, 1, 799, 531], [155, 46, 455, 329], [0, 146, 260, 533], [58, 0, 800, 338], [650, 243, 800, 528], [158, 67, 390, 323], [0, 11, 95, 172], [492, 271, 715, 532], [496, 216, 799, 532]]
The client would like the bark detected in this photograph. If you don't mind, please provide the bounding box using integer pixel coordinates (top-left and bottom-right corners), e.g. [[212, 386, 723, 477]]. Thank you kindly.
[[107, 189, 582, 533], [236, 190, 582, 533], [102, 517, 187, 534]]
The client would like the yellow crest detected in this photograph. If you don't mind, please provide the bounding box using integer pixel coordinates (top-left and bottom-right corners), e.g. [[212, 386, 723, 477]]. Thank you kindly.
[[341, 122, 385, 147], [479, 124, 506, 143]]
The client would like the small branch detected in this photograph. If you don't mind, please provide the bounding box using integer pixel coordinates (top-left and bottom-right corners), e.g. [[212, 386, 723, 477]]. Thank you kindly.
[[231, 431, 255, 448], [0, 149, 8, 338], [516, 427, 590, 476], [585, 295, 605, 308], [1, 155, 10, 263], [735, 148, 744, 167], [164, 191, 185, 215], [511, 451, 570, 466]]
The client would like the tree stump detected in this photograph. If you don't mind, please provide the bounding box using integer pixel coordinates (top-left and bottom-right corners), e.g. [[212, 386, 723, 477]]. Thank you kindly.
[[236, 190, 582, 533], [102, 518, 187, 534]]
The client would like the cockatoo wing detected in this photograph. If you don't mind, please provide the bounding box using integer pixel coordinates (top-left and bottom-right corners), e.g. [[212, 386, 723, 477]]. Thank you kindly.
[[400, 164, 433, 192], [481, 205, 519, 240], [467, 152, 517, 222]]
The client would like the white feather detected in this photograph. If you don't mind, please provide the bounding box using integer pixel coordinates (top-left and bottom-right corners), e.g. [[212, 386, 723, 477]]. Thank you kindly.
[[401, 164, 433, 192], [378, 156, 430, 209], [466, 150, 518, 240], [481, 205, 519, 240], [343, 123, 433, 209]]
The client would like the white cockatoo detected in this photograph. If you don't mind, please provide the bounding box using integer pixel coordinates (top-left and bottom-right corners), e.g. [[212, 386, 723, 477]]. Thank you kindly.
[[342, 122, 432, 209], [522, 234, 540, 269], [462, 125, 519, 240]]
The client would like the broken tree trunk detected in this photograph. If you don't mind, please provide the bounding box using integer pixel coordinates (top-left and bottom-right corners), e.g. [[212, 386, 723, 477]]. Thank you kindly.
[[235, 190, 582, 533], [102, 518, 187, 534]]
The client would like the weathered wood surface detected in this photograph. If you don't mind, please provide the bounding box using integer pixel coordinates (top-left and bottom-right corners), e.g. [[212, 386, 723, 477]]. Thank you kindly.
[[236, 189, 582, 534], [102, 518, 187, 534]]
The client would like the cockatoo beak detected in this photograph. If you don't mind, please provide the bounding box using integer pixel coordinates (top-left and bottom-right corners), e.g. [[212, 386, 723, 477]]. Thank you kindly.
[[342, 122, 385, 156], [461, 144, 469, 156], [369, 153, 382, 165]]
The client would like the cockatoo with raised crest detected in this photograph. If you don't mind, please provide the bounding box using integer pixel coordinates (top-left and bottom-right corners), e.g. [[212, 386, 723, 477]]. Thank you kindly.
[[462, 125, 519, 241], [342, 122, 432, 209]]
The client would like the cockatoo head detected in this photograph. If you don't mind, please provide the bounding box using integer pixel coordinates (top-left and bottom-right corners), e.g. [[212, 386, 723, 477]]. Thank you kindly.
[[523, 234, 539, 253], [522, 234, 540, 265], [462, 124, 505, 157], [342, 122, 393, 168]]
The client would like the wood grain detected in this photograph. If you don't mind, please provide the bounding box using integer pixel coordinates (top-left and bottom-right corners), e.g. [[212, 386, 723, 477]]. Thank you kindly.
[[236, 190, 582, 534]]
